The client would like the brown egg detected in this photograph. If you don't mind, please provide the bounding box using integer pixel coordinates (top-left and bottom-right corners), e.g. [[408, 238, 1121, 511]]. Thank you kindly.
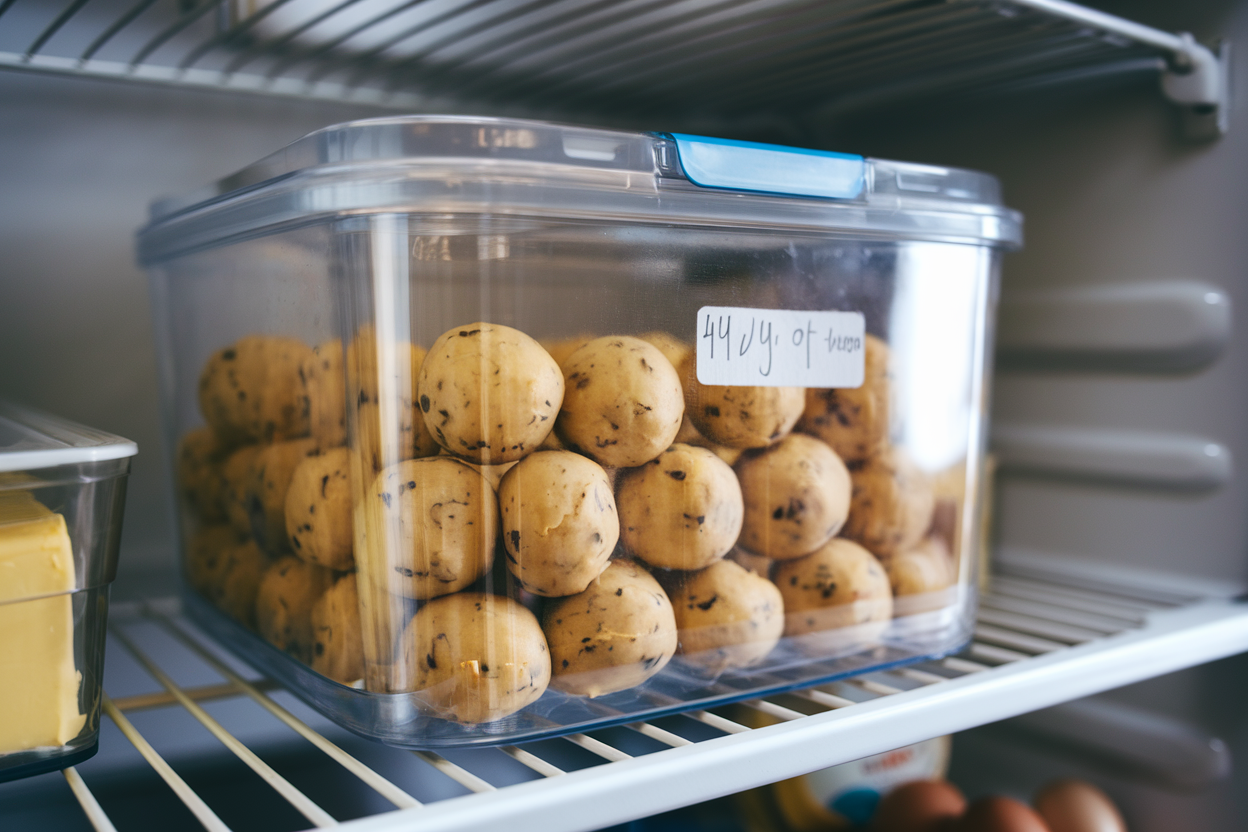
[[1033, 780, 1126, 832], [957, 797, 1050, 832], [873, 779, 967, 832]]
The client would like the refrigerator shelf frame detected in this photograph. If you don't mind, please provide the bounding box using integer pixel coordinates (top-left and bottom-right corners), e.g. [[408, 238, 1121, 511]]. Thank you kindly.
[[0, 0, 1228, 135], [56, 569, 1248, 832]]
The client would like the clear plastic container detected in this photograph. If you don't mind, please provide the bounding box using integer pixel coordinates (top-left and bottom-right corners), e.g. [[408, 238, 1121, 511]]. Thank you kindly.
[[139, 116, 1020, 747], [0, 403, 136, 782]]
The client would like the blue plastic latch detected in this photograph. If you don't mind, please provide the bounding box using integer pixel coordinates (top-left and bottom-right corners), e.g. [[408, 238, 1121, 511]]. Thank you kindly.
[[669, 133, 865, 200]]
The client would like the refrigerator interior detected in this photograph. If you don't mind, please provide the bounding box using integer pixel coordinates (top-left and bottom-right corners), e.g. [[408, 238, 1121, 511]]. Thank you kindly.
[[1, 0, 1247, 829]]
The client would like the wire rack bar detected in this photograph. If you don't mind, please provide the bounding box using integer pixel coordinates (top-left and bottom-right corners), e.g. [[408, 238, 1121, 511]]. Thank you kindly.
[[0, 0, 1218, 124], [149, 613, 414, 804], [178, 0, 300, 70], [24, 0, 92, 58], [993, 576, 1171, 614], [990, 586, 1154, 626], [109, 626, 340, 828], [101, 695, 233, 832], [975, 624, 1069, 654], [943, 657, 991, 673], [223, 0, 367, 74], [565, 732, 633, 763], [897, 668, 953, 686], [976, 607, 1111, 642], [81, 0, 162, 63], [687, 709, 751, 734], [148, 610, 422, 810], [969, 641, 1035, 664], [848, 678, 906, 696], [0, 50, 428, 108], [129, 0, 223, 67], [1007, 0, 1188, 58], [261, 0, 427, 80], [58, 575, 1248, 832], [628, 722, 694, 748], [979, 595, 1134, 631], [742, 699, 807, 722], [500, 745, 565, 777], [62, 767, 119, 832], [110, 680, 257, 712], [793, 688, 856, 709], [412, 751, 497, 793]]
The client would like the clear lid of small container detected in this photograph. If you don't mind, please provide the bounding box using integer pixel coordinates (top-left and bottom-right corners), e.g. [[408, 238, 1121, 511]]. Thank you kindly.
[[0, 403, 137, 477], [138, 116, 1021, 263]]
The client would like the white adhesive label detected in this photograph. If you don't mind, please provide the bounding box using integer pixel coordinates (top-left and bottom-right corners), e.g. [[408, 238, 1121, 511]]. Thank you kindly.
[[696, 306, 865, 388]]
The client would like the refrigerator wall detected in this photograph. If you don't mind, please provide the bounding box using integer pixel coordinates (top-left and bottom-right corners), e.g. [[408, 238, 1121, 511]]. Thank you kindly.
[[0, 1, 1246, 829], [832, 0, 1248, 593]]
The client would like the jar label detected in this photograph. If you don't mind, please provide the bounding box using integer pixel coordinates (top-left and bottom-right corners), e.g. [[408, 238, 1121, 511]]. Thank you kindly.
[[696, 306, 866, 388]]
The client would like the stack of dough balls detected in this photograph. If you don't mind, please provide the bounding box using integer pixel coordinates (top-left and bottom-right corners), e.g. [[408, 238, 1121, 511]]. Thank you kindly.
[[181, 328, 441, 689], [177, 318, 955, 725]]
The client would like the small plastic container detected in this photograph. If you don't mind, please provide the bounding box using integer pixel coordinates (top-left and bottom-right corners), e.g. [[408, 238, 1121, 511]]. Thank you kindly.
[[139, 116, 1020, 747], [0, 403, 136, 782]]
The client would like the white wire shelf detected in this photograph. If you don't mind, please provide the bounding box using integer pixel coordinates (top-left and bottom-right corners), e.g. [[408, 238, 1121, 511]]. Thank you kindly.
[[0, 0, 1227, 131], [36, 569, 1248, 832]]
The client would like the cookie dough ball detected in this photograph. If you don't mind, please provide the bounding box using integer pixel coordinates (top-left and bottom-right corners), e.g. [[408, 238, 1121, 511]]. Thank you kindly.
[[706, 443, 744, 467], [250, 438, 318, 554], [638, 332, 706, 446], [402, 592, 550, 723], [285, 448, 354, 571], [537, 429, 568, 452], [184, 524, 242, 596], [678, 353, 804, 449], [221, 444, 263, 538], [842, 449, 935, 559], [499, 451, 617, 597], [727, 547, 772, 577], [468, 459, 518, 491], [356, 399, 442, 475], [350, 330, 440, 473], [889, 538, 955, 597], [541, 333, 594, 368], [774, 538, 892, 641], [617, 444, 743, 571], [310, 574, 365, 684], [419, 322, 563, 464], [255, 555, 334, 662], [669, 560, 784, 673], [543, 560, 678, 697], [637, 331, 692, 371], [346, 326, 425, 404], [557, 336, 684, 468], [734, 434, 851, 560], [367, 457, 497, 600], [177, 428, 231, 523], [674, 416, 706, 445], [198, 335, 312, 443], [210, 540, 269, 630], [301, 339, 347, 450], [798, 334, 890, 464]]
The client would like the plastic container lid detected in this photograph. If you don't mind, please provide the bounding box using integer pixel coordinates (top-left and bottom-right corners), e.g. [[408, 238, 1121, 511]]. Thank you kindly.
[[0, 403, 138, 475], [138, 116, 1022, 263]]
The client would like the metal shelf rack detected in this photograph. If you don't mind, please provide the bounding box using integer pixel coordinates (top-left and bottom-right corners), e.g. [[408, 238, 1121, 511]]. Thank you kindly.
[[40, 570, 1248, 832], [0, 0, 1229, 135]]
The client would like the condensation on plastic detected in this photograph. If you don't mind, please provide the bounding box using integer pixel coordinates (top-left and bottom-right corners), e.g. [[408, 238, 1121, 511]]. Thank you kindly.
[[0, 405, 133, 781], [141, 116, 1014, 748]]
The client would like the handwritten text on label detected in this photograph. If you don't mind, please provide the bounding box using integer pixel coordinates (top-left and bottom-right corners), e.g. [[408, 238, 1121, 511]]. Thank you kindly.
[[695, 306, 866, 389]]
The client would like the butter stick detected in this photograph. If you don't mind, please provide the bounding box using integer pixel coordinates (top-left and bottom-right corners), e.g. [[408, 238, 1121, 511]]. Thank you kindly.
[[0, 492, 86, 753]]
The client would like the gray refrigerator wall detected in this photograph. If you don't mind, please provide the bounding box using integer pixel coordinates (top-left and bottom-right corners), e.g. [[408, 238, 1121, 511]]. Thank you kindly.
[[0, 2, 1246, 830]]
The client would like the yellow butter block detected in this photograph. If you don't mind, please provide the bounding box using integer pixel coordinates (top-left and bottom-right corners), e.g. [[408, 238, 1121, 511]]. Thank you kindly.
[[0, 492, 86, 753]]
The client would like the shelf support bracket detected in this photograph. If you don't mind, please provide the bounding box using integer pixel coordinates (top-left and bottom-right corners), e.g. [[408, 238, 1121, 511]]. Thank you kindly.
[[1162, 37, 1231, 139]]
